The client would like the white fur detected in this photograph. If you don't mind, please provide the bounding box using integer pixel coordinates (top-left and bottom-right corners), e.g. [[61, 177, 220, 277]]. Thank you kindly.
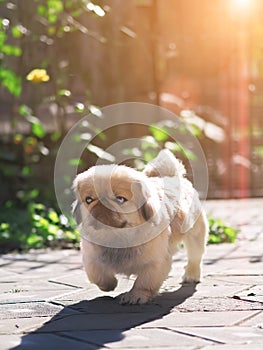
[[74, 150, 209, 304]]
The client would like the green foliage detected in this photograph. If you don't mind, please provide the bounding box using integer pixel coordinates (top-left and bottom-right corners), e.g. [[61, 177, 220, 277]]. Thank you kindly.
[[19, 105, 46, 138], [0, 68, 21, 97], [0, 0, 107, 208], [37, 0, 64, 24], [149, 124, 170, 143], [127, 120, 199, 170], [0, 17, 22, 96], [0, 0, 238, 252], [0, 200, 80, 253], [208, 216, 238, 244], [0, 201, 238, 252]]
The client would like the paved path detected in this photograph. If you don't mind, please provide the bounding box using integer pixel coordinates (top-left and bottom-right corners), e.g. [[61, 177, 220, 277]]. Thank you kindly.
[[0, 199, 262, 349]]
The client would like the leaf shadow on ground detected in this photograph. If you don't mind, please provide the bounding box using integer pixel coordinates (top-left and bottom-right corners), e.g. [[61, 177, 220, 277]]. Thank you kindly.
[[11, 284, 197, 349]]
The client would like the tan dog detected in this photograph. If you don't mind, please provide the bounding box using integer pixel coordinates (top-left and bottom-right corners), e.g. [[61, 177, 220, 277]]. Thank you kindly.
[[73, 150, 208, 304]]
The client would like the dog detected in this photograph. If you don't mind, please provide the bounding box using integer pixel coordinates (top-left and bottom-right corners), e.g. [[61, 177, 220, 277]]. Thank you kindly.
[[72, 149, 208, 304]]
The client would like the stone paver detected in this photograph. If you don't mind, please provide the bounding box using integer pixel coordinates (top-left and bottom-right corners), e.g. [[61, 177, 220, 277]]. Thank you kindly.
[[0, 198, 262, 349]]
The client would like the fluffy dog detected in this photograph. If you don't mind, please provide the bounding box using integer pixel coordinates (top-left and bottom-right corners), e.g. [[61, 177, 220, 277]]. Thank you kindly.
[[72, 149, 208, 304]]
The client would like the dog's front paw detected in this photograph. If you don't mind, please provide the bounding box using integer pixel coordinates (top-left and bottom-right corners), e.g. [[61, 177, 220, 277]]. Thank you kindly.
[[118, 289, 152, 305], [98, 277, 118, 292], [182, 263, 201, 283]]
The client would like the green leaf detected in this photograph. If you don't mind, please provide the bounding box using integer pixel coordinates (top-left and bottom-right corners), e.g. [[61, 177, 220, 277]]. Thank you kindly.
[[12, 46, 22, 57], [47, 224, 58, 235], [0, 222, 10, 231], [71, 9, 82, 17], [0, 30, 7, 46], [68, 158, 82, 166], [48, 211, 59, 223], [95, 129, 106, 141], [143, 151, 156, 162], [27, 189, 39, 200], [209, 235, 221, 244], [48, 0, 63, 12], [57, 89, 71, 97], [18, 104, 32, 117], [0, 68, 21, 97], [26, 234, 42, 247], [34, 216, 49, 229], [48, 13, 58, 24], [188, 123, 202, 137], [37, 5, 46, 16], [24, 115, 45, 138], [2, 45, 22, 56], [149, 125, 169, 142], [64, 230, 77, 240], [65, 1, 74, 9], [32, 122, 45, 138], [22, 166, 30, 175], [51, 131, 61, 141], [30, 203, 44, 212]]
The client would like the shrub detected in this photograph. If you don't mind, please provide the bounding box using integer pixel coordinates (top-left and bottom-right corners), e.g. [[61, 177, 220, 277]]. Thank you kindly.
[[208, 216, 238, 244], [0, 200, 79, 253]]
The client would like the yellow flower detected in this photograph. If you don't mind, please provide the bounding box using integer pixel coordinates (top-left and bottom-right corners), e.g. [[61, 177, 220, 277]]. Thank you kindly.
[[26, 69, 50, 83], [13, 134, 23, 144]]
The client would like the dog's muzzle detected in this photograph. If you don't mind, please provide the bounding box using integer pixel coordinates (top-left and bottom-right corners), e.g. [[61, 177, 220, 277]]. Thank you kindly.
[[89, 202, 127, 229]]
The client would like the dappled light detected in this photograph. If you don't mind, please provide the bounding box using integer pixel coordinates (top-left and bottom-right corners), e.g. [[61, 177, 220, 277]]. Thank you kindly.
[[0, 3, 262, 349], [0, 0, 263, 252]]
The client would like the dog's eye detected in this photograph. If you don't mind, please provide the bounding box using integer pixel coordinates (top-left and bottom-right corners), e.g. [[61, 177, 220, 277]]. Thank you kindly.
[[85, 196, 94, 205], [115, 196, 128, 205]]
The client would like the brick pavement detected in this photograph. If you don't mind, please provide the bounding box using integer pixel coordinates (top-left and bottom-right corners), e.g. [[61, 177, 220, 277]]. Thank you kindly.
[[0, 198, 262, 349]]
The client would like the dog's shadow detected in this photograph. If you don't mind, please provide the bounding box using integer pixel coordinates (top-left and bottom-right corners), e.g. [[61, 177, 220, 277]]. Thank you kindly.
[[12, 284, 197, 349]]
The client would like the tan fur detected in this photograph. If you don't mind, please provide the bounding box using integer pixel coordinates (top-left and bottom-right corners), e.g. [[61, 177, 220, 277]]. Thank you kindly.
[[73, 151, 208, 304]]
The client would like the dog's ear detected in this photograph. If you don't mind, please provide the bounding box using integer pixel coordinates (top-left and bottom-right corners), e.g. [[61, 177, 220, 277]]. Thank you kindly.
[[71, 199, 82, 225], [140, 197, 157, 222], [137, 181, 161, 224]]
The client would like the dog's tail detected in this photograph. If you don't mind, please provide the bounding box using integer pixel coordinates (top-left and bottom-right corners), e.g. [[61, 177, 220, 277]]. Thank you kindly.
[[143, 149, 186, 178]]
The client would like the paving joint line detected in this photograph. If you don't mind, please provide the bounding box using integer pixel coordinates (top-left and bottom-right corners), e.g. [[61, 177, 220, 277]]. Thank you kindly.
[[47, 280, 83, 289], [154, 326, 226, 345], [232, 310, 263, 326], [54, 332, 110, 348]]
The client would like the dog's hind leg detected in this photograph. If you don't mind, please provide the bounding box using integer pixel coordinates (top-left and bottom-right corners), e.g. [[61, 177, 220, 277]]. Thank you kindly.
[[182, 213, 208, 283]]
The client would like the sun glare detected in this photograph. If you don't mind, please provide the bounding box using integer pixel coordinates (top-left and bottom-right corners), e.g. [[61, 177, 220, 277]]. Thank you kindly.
[[233, 0, 251, 8], [86, 2, 105, 17], [230, 0, 255, 17]]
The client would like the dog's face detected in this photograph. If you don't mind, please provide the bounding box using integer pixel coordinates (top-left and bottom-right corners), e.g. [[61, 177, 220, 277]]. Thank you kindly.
[[73, 165, 161, 230]]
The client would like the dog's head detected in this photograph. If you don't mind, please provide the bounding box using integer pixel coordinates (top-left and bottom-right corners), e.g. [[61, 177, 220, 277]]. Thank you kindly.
[[72, 165, 162, 230]]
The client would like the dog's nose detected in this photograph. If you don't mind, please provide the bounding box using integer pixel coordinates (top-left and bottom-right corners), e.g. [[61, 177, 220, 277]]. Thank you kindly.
[[89, 202, 127, 229]]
